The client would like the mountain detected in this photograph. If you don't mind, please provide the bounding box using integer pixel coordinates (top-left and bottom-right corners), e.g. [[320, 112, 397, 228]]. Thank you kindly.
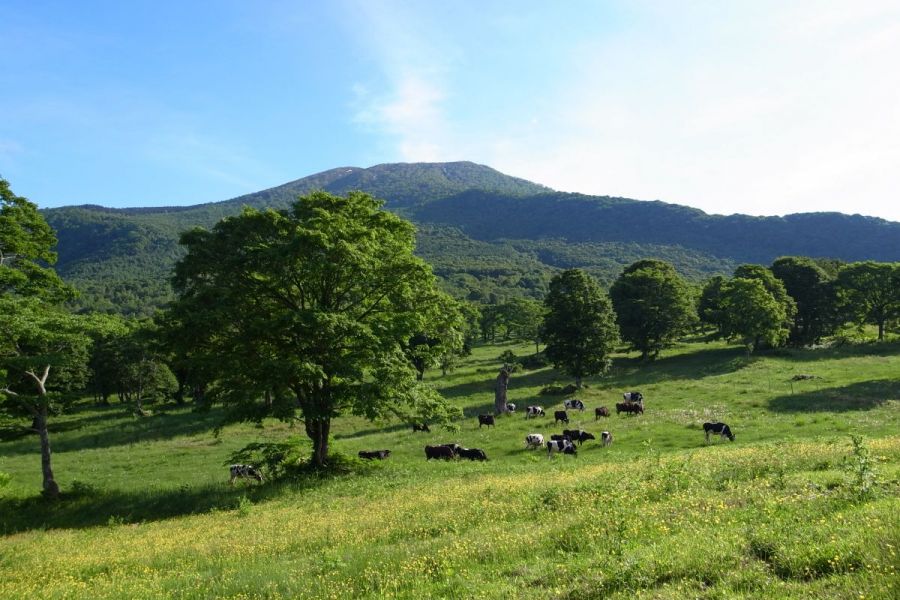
[[42, 161, 900, 315]]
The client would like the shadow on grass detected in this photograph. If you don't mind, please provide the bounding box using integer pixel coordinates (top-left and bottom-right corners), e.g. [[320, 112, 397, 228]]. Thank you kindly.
[[0, 465, 376, 535], [609, 345, 751, 387], [772, 339, 900, 362], [0, 405, 223, 457], [768, 379, 900, 413]]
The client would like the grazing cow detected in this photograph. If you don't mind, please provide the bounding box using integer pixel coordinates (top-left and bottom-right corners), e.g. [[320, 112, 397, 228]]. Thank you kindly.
[[478, 414, 495, 428], [425, 445, 456, 460], [601, 431, 613, 447], [563, 429, 596, 445], [358, 450, 391, 460], [229, 464, 263, 484], [554, 410, 569, 425], [547, 439, 577, 457], [524, 433, 544, 449], [506, 403, 517, 413], [703, 422, 735, 442], [439, 443, 462, 456], [616, 402, 643, 415], [457, 447, 488, 461], [412, 423, 431, 433], [595, 406, 610, 419], [550, 433, 572, 443], [623, 391, 644, 403], [563, 399, 585, 412], [525, 406, 545, 419]]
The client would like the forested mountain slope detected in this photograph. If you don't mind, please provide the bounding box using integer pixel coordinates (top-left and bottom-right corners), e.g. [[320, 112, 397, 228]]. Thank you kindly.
[[42, 161, 899, 315]]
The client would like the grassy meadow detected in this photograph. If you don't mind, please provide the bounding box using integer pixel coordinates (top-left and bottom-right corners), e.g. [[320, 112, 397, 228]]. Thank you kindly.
[[1, 339, 899, 599]]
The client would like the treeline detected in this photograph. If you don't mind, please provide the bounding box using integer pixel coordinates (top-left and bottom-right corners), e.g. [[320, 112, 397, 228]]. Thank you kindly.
[[3, 178, 899, 498]]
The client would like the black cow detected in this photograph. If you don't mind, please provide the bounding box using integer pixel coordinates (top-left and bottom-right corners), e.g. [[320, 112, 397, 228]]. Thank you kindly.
[[525, 406, 545, 419], [563, 429, 596, 445], [229, 464, 263, 484], [616, 402, 643, 415], [547, 439, 577, 457], [550, 433, 572, 443], [554, 410, 569, 425], [703, 422, 735, 442], [425, 445, 455, 460], [595, 406, 610, 419], [358, 450, 392, 460], [478, 414, 495, 428], [412, 423, 431, 433], [457, 447, 488, 461]]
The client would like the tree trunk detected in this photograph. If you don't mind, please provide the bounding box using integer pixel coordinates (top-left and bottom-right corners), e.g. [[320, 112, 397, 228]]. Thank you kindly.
[[494, 369, 509, 415], [306, 418, 331, 468], [878, 320, 885, 341], [575, 374, 583, 388], [35, 409, 60, 498]]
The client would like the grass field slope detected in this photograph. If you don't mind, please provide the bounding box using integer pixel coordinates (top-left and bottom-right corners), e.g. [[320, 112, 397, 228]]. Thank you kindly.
[[1, 339, 899, 599]]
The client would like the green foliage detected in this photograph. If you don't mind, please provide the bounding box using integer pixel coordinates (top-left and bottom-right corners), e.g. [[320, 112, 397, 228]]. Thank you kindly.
[[541, 269, 619, 385], [167, 191, 462, 466], [718, 277, 791, 352], [609, 259, 697, 359], [834, 261, 900, 341], [771, 256, 839, 346], [0, 178, 72, 302], [844, 435, 878, 501]]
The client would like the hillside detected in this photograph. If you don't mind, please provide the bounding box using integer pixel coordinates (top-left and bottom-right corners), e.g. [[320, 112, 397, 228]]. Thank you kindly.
[[42, 161, 900, 315], [2, 339, 898, 598]]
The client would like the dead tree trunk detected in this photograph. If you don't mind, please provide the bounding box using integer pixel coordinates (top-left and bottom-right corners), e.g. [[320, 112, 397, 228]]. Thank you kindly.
[[35, 409, 60, 498], [494, 368, 510, 415]]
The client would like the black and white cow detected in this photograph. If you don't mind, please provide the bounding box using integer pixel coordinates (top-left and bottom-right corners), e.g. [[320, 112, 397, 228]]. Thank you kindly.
[[601, 431, 613, 447], [547, 439, 577, 457], [425, 445, 456, 460], [623, 391, 643, 403], [358, 450, 392, 460], [439, 443, 462, 456], [550, 433, 572, 443], [554, 410, 570, 425], [457, 447, 488, 461], [506, 403, 517, 413], [562, 429, 596, 445], [525, 406, 545, 419], [229, 464, 263, 484], [412, 423, 431, 433], [524, 433, 544, 449], [703, 422, 735, 442], [478, 414, 495, 428], [563, 398, 585, 412]]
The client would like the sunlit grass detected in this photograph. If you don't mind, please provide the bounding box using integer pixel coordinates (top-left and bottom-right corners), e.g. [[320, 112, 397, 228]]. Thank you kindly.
[[1, 339, 899, 598]]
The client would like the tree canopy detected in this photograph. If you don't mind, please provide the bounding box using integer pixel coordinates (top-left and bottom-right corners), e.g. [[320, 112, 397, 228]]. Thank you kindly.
[[609, 259, 696, 359], [167, 190, 461, 467], [834, 261, 900, 341], [540, 269, 619, 386]]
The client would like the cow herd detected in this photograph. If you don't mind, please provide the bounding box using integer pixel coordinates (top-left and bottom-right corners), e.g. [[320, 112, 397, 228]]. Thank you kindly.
[[231, 390, 737, 481]]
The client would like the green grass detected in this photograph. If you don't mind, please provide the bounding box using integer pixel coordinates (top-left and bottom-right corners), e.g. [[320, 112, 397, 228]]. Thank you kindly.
[[1, 339, 899, 599]]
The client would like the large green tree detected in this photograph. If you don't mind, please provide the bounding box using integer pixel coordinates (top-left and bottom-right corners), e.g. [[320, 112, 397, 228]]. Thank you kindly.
[[0, 178, 88, 497], [771, 256, 838, 345], [609, 259, 696, 360], [835, 261, 900, 341], [719, 277, 791, 352], [541, 269, 619, 386], [167, 191, 460, 467]]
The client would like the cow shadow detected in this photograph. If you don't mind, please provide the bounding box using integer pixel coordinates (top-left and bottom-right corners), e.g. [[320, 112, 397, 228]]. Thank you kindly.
[[768, 379, 900, 413]]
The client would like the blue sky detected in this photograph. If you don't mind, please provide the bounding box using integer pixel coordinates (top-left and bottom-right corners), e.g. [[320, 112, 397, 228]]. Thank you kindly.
[[2, 1, 899, 221]]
